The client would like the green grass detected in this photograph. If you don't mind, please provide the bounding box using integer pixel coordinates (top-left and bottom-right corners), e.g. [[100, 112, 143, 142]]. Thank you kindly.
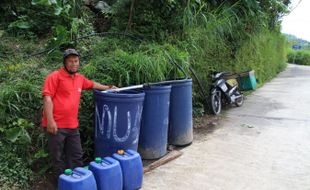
[[82, 42, 188, 87], [234, 31, 287, 83], [287, 49, 310, 66], [177, 4, 287, 108]]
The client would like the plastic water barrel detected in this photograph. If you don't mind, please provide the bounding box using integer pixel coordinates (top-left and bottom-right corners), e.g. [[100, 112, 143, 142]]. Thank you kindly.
[[112, 150, 143, 190], [58, 167, 97, 190], [238, 70, 257, 90], [89, 157, 123, 190], [94, 90, 145, 157], [138, 85, 171, 159], [168, 79, 193, 146]]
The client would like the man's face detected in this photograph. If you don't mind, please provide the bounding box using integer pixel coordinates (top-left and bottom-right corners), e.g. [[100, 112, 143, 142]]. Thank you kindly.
[[64, 55, 80, 74]]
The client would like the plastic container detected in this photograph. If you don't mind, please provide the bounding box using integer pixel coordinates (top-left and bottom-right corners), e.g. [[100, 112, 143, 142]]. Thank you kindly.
[[89, 157, 123, 190], [238, 70, 257, 91], [168, 79, 193, 146], [112, 150, 143, 190], [58, 167, 97, 190], [138, 85, 171, 159], [94, 90, 145, 157]]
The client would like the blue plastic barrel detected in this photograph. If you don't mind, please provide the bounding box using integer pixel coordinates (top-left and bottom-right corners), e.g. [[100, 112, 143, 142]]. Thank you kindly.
[[138, 85, 171, 159], [58, 167, 97, 190], [112, 150, 143, 190], [94, 90, 145, 157], [168, 79, 193, 146], [89, 157, 123, 190]]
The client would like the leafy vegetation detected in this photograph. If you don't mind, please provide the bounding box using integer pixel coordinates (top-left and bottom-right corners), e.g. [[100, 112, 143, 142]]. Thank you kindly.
[[0, 56, 50, 188], [285, 34, 310, 65], [0, 0, 290, 189], [287, 49, 310, 65]]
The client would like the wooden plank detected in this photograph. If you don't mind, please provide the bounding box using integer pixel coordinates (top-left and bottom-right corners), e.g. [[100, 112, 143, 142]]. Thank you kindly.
[[143, 150, 183, 174]]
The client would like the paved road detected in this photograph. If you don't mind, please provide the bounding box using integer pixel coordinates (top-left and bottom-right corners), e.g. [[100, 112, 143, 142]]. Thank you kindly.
[[142, 64, 310, 190]]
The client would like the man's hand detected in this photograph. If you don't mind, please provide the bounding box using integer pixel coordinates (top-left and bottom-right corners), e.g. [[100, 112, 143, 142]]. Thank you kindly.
[[93, 82, 118, 91], [47, 120, 58, 135], [110, 85, 118, 89]]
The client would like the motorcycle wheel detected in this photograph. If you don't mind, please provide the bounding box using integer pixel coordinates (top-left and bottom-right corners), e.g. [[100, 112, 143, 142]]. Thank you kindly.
[[235, 93, 244, 107], [210, 90, 222, 115]]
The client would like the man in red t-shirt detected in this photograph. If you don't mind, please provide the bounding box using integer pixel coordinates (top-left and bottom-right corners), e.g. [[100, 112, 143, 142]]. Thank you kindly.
[[42, 48, 116, 186]]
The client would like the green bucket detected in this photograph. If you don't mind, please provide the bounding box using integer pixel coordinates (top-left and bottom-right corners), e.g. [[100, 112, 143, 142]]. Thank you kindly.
[[238, 70, 257, 91]]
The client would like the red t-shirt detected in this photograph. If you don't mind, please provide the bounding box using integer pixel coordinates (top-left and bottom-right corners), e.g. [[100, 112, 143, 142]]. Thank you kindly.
[[42, 67, 94, 128]]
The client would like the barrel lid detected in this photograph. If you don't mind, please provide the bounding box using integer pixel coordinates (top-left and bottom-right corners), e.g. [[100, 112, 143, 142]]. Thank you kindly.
[[117, 150, 125, 155], [64, 169, 73, 175], [94, 89, 145, 100], [95, 157, 102, 163]]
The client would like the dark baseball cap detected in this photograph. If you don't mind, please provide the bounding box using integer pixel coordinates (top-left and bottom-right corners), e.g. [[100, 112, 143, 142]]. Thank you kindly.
[[63, 48, 80, 59]]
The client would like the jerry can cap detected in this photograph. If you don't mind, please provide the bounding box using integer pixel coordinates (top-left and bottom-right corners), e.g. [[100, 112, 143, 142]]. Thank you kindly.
[[95, 157, 102, 163], [117, 150, 125, 155], [64, 169, 73, 175]]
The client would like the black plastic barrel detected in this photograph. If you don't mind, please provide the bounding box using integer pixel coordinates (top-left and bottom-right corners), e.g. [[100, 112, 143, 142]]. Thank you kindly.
[[168, 79, 193, 146], [94, 90, 145, 157], [138, 85, 171, 159]]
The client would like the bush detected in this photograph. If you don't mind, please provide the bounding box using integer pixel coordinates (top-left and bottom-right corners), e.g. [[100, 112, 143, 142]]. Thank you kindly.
[[234, 31, 287, 83], [287, 49, 310, 65], [0, 141, 33, 189], [0, 56, 51, 188], [175, 4, 287, 110]]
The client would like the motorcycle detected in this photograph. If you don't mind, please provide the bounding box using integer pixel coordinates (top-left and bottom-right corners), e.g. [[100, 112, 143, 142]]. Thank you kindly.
[[210, 72, 244, 115]]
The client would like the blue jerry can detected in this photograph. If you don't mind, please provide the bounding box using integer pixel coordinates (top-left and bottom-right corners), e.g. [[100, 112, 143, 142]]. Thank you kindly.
[[112, 150, 143, 190], [89, 157, 123, 190], [58, 167, 97, 190]]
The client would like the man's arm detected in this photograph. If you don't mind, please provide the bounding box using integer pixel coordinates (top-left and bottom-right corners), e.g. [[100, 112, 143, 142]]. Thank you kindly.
[[43, 96, 58, 135], [93, 82, 117, 91]]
